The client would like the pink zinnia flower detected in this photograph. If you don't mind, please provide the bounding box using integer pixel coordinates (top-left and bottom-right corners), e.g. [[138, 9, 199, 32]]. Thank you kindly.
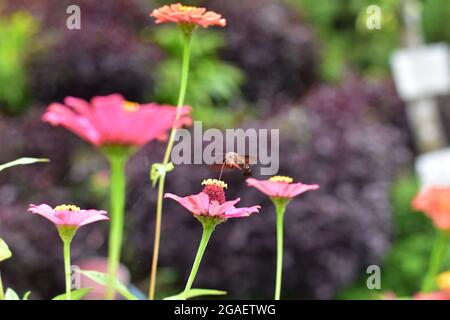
[[165, 179, 260, 220], [42, 94, 191, 148], [246, 176, 319, 200], [412, 187, 450, 231], [150, 3, 226, 28], [247, 176, 318, 300], [28, 204, 108, 228]]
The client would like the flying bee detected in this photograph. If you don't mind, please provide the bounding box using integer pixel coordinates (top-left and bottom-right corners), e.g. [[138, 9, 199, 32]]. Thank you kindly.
[[210, 152, 255, 179]]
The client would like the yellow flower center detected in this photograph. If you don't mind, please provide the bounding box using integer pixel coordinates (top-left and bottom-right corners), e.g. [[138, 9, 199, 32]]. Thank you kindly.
[[201, 178, 228, 189], [179, 5, 195, 12], [269, 176, 293, 183], [123, 101, 140, 112], [54, 204, 80, 212], [437, 271, 450, 290]]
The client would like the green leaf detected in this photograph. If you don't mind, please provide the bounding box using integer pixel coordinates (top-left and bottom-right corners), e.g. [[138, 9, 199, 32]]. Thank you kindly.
[[52, 288, 92, 300], [4, 288, 20, 300], [0, 157, 49, 172], [150, 162, 174, 187], [0, 238, 12, 262], [22, 291, 31, 300], [164, 288, 227, 300], [79, 270, 138, 300]]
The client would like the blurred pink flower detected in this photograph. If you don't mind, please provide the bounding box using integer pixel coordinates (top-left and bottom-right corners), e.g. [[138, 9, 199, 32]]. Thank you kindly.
[[381, 292, 397, 300], [42, 94, 191, 147], [165, 179, 260, 220], [412, 187, 450, 231], [150, 3, 226, 28], [28, 204, 108, 228], [414, 291, 450, 300], [246, 176, 319, 200]]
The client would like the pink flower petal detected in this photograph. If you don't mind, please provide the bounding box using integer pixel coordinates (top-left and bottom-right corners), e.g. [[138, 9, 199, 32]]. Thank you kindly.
[[43, 94, 191, 148], [247, 178, 319, 199], [165, 192, 210, 215], [28, 204, 59, 224], [64, 96, 93, 119], [77, 210, 109, 226], [209, 198, 240, 216], [246, 178, 277, 197], [28, 204, 108, 228], [224, 205, 261, 218], [166, 191, 258, 220], [42, 103, 100, 145], [285, 183, 320, 198]]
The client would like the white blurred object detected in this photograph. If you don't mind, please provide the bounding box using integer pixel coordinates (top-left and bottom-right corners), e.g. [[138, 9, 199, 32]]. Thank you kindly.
[[415, 148, 450, 188], [406, 98, 447, 152], [391, 43, 450, 101], [390, 1, 449, 153], [390, 44, 449, 151]]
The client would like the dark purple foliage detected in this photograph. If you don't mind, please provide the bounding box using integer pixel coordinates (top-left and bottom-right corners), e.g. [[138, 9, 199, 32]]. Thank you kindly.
[[8, 0, 161, 104], [205, 0, 318, 109]]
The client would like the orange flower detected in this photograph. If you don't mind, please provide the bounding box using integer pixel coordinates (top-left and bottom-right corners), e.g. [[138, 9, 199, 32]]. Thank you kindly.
[[412, 187, 450, 231], [150, 3, 226, 28]]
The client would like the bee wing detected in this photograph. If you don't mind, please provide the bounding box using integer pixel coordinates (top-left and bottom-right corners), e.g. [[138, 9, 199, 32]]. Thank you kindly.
[[209, 163, 236, 171], [207, 153, 231, 171], [208, 153, 255, 170], [235, 155, 256, 165], [244, 155, 256, 164]]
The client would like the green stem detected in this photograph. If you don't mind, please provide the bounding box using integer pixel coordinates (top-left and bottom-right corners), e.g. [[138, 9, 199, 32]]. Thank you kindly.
[[176, 32, 192, 109], [148, 173, 166, 300], [63, 239, 72, 300], [148, 31, 192, 300], [274, 201, 286, 300], [183, 222, 215, 298], [421, 230, 449, 292], [58, 226, 76, 301], [106, 152, 128, 300], [0, 273, 4, 300]]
